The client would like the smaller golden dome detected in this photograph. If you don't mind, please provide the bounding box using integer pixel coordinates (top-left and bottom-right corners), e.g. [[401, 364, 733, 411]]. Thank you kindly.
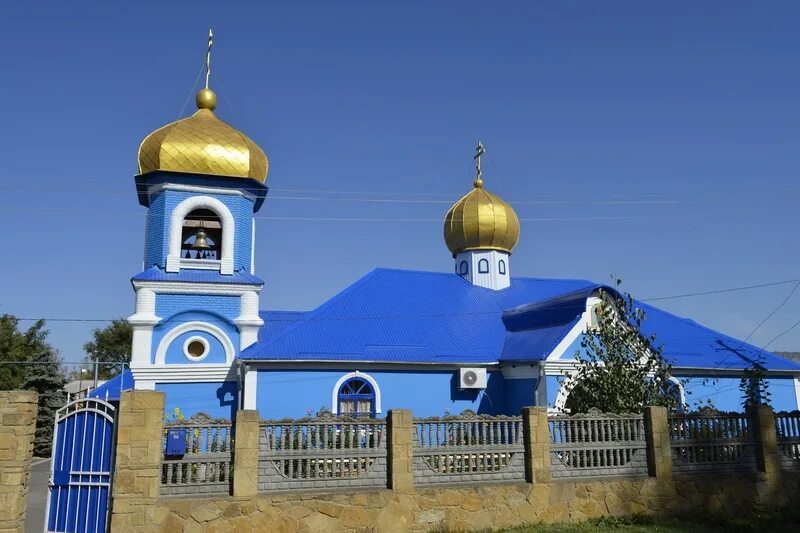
[[138, 89, 268, 182], [444, 179, 520, 257]]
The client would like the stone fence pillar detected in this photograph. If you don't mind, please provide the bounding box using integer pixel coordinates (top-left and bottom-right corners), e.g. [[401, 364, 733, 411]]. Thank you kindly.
[[387, 409, 414, 491], [0, 391, 38, 533], [644, 406, 672, 479], [748, 404, 781, 478], [522, 406, 550, 483], [232, 410, 260, 497], [110, 390, 164, 532]]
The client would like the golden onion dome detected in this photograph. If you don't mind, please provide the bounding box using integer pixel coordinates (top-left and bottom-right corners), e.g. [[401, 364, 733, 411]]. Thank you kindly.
[[137, 88, 269, 182], [444, 176, 520, 257]]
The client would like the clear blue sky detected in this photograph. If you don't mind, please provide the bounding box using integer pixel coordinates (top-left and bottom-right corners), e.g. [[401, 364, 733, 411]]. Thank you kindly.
[[2, 0, 800, 364]]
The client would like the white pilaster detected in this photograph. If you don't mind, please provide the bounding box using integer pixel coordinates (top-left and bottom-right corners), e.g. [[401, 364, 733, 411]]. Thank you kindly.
[[455, 250, 511, 290], [243, 366, 258, 410], [127, 288, 161, 366], [235, 290, 264, 350]]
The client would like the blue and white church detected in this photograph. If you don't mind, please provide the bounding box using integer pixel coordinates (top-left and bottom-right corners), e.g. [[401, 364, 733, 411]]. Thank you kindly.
[[112, 69, 800, 420]]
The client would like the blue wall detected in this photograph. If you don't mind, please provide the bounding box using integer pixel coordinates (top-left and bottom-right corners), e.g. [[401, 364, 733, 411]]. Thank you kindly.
[[157, 381, 238, 420], [255, 369, 512, 419], [506, 378, 537, 415], [151, 308, 240, 364]]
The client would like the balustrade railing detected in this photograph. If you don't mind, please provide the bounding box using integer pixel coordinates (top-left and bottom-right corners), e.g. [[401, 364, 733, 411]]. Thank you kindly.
[[160, 414, 232, 496], [775, 411, 800, 468], [668, 410, 755, 474], [548, 408, 648, 478], [412, 411, 525, 484], [258, 411, 387, 492]]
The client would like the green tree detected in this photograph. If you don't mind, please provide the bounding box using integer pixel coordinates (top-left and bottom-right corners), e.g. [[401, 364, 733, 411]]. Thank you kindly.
[[564, 280, 679, 414], [83, 319, 132, 379], [0, 314, 66, 456]]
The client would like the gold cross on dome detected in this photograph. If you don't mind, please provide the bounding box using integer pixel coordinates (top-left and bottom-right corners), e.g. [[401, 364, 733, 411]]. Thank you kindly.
[[205, 29, 214, 89], [474, 141, 485, 184]]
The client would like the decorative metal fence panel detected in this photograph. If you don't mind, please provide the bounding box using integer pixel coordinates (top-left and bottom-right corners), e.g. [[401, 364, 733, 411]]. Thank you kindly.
[[412, 411, 525, 485], [45, 398, 116, 533], [668, 411, 756, 474], [548, 409, 648, 479], [258, 412, 387, 492], [161, 413, 233, 496], [775, 411, 800, 470]]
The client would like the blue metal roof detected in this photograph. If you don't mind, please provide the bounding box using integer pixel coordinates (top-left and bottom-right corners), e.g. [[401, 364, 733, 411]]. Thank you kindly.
[[132, 266, 264, 285], [88, 370, 135, 401], [497, 285, 800, 372], [242, 268, 594, 363], [258, 311, 306, 341]]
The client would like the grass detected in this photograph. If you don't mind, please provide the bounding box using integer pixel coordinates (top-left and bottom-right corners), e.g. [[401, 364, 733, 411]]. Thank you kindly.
[[473, 511, 800, 533]]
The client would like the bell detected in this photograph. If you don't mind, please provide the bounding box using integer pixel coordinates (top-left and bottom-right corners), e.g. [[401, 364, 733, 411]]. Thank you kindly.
[[191, 229, 211, 250]]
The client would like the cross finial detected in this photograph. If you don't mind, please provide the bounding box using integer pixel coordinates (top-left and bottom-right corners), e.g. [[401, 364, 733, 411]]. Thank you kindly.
[[473, 141, 485, 188], [205, 29, 214, 89]]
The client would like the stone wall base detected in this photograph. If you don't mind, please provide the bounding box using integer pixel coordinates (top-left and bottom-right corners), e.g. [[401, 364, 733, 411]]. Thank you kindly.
[[156, 472, 800, 532]]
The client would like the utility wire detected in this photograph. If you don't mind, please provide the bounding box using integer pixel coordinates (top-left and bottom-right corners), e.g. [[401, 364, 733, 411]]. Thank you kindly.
[[13, 276, 800, 324]]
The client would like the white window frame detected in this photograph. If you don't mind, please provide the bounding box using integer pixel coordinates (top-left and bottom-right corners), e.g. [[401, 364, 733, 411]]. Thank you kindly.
[[331, 371, 382, 415], [166, 195, 236, 274]]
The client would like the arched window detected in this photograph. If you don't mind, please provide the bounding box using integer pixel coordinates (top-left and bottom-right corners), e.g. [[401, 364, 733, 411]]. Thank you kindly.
[[498, 260, 506, 275], [337, 378, 376, 417], [459, 261, 468, 275], [181, 209, 222, 260], [478, 258, 489, 273]]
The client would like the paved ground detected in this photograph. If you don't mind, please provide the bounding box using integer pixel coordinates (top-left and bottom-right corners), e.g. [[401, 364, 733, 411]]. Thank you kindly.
[[25, 458, 49, 533]]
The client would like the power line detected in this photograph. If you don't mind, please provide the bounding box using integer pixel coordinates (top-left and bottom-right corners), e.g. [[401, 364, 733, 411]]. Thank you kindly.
[[742, 279, 800, 343], [642, 278, 800, 302], [13, 276, 800, 324]]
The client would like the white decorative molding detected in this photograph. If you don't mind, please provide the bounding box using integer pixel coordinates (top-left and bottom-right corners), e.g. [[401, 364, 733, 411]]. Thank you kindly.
[[149, 182, 256, 201], [795, 378, 800, 411], [154, 321, 235, 365], [130, 363, 236, 384], [243, 367, 258, 410], [668, 376, 687, 407], [553, 371, 576, 411], [128, 288, 161, 366], [455, 250, 510, 290], [177, 258, 222, 270], [129, 325, 156, 366], [132, 280, 262, 295], [166, 195, 235, 274], [330, 371, 382, 415], [183, 336, 211, 362], [235, 291, 264, 350], [544, 296, 602, 362]]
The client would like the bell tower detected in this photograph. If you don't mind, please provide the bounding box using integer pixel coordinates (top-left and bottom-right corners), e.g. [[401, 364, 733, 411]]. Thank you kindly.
[[127, 32, 268, 407]]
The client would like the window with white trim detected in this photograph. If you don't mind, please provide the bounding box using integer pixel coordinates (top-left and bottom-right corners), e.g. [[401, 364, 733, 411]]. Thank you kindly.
[[459, 261, 468, 276], [498, 259, 506, 275], [478, 258, 489, 274], [337, 378, 376, 417]]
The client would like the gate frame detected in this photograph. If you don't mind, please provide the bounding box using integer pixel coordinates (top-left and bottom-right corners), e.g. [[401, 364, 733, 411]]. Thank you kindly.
[[44, 396, 118, 533]]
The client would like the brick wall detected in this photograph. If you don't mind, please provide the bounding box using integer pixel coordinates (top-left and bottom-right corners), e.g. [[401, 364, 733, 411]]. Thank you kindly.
[[0, 391, 38, 533]]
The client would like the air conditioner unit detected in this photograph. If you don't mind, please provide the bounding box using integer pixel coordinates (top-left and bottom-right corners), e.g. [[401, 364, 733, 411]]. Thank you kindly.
[[459, 368, 487, 390]]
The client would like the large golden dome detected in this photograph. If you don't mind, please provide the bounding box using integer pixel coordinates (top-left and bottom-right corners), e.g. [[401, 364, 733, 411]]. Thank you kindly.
[[444, 177, 520, 257], [137, 88, 268, 182]]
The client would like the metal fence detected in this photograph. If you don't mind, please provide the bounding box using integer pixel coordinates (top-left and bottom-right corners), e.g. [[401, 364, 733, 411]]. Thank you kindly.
[[776, 411, 800, 470], [412, 411, 526, 485], [548, 409, 648, 479], [668, 411, 756, 474], [258, 412, 387, 492], [160, 413, 233, 496]]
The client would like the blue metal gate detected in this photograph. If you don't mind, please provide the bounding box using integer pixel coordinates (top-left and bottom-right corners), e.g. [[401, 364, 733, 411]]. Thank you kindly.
[[45, 398, 116, 533]]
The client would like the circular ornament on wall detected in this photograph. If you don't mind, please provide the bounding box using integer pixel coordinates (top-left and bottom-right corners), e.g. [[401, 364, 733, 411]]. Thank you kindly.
[[183, 336, 210, 362]]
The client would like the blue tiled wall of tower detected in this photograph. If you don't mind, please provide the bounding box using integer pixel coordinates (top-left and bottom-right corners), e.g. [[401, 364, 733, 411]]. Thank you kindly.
[[151, 296, 241, 364], [144, 189, 254, 271]]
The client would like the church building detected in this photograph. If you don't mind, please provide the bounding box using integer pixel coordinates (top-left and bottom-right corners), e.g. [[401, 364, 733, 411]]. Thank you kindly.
[[103, 51, 800, 420]]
